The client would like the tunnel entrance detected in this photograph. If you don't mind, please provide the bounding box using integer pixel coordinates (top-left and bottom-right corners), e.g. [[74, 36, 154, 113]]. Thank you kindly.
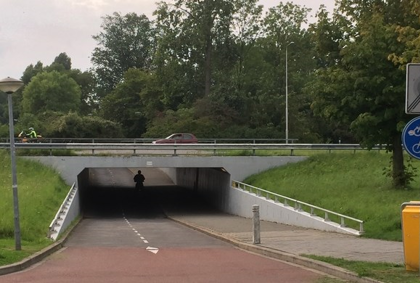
[[78, 167, 225, 220]]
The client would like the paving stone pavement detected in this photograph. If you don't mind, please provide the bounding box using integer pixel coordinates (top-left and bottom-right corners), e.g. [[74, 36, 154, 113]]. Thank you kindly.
[[163, 209, 404, 265]]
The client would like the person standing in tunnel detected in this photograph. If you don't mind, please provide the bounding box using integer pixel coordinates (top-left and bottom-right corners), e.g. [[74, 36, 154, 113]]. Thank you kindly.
[[134, 170, 145, 191]]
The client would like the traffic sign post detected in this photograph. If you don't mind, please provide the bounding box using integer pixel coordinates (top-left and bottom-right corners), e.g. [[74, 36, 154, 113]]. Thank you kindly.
[[402, 116, 420, 160], [403, 69, 420, 268], [401, 117, 420, 276], [406, 63, 420, 114]]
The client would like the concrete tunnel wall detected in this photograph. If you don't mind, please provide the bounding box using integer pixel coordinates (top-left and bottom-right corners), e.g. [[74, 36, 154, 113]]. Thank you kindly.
[[166, 167, 231, 210], [25, 156, 306, 186], [162, 167, 242, 215], [27, 156, 358, 237], [25, 156, 308, 219], [160, 167, 360, 235], [77, 168, 90, 212]]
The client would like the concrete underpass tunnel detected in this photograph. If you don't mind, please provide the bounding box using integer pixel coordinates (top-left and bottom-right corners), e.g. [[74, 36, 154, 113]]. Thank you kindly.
[[77, 167, 231, 219]]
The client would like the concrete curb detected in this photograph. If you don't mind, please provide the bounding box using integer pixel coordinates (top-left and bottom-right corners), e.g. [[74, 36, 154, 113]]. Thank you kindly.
[[0, 239, 64, 276], [0, 218, 81, 276], [167, 216, 384, 283]]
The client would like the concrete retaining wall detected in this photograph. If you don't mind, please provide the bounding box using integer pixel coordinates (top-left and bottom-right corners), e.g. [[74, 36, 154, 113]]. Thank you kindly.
[[169, 166, 359, 235], [224, 187, 358, 235], [25, 156, 306, 185], [61, 187, 80, 231]]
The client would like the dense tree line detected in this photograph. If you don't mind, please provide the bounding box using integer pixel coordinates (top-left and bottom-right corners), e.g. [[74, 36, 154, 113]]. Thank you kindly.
[[1, 0, 420, 188]]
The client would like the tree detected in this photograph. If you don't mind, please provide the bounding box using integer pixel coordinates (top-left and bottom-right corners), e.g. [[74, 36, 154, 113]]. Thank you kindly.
[[308, 0, 414, 188], [255, 2, 314, 140], [151, 1, 320, 140], [46, 112, 123, 138], [21, 61, 44, 85], [22, 71, 81, 115], [47, 52, 72, 72], [101, 68, 162, 137], [389, 0, 420, 64], [209, 0, 263, 116], [67, 69, 97, 116], [19, 53, 98, 117], [154, 0, 237, 107], [306, 6, 356, 143], [91, 12, 156, 97]]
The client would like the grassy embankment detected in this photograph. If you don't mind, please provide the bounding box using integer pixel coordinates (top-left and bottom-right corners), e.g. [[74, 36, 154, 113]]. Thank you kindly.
[[244, 151, 420, 241], [0, 150, 69, 265], [244, 150, 420, 283]]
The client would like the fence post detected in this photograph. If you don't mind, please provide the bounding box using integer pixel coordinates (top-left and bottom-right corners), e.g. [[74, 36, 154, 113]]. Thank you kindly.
[[252, 205, 260, 244]]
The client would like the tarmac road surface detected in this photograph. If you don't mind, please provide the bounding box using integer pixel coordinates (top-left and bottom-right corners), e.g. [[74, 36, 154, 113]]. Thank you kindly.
[[0, 168, 332, 283]]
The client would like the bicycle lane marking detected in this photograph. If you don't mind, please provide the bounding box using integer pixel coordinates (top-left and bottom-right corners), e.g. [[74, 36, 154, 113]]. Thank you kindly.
[[122, 213, 159, 254]]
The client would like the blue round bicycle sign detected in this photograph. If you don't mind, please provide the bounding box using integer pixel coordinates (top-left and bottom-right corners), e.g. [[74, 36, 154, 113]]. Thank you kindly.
[[402, 116, 420, 159]]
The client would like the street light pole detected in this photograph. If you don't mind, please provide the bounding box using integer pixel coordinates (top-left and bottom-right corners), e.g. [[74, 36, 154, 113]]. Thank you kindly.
[[0, 77, 24, 251], [285, 42, 294, 144]]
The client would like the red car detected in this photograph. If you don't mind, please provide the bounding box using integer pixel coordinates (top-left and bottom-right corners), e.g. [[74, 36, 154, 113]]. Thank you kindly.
[[152, 133, 198, 144]]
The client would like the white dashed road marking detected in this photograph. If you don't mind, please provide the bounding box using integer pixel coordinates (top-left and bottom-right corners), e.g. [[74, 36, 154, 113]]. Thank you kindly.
[[122, 214, 155, 250]]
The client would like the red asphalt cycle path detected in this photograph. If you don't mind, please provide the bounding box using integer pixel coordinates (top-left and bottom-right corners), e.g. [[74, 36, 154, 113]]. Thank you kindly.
[[1, 246, 324, 283]]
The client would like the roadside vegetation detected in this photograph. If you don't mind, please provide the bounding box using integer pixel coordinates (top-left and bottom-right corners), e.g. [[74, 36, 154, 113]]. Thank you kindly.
[[16, 149, 76, 156], [0, 150, 69, 266], [307, 255, 419, 283], [243, 150, 420, 282], [244, 151, 420, 241]]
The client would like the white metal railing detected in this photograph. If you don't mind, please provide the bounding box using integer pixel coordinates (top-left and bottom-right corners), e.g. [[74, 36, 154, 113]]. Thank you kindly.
[[232, 180, 364, 234]]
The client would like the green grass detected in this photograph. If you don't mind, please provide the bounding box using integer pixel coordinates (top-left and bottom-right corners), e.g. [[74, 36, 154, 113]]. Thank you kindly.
[[218, 148, 385, 156], [17, 149, 76, 156], [306, 255, 419, 283], [0, 150, 69, 265], [0, 239, 51, 266], [242, 150, 420, 282], [244, 151, 420, 241]]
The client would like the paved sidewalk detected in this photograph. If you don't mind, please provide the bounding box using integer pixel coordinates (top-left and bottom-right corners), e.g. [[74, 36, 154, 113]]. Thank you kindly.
[[162, 204, 404, 283], [165, 211, 403, 264]]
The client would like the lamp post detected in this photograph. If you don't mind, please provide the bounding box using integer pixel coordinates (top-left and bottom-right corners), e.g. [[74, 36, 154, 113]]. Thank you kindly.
[[285, 42, 294, 144], [0, 77, 24, 250]]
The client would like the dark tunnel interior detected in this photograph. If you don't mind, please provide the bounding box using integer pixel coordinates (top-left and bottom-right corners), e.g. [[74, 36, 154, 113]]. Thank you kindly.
[[79, 168, 216, 220]]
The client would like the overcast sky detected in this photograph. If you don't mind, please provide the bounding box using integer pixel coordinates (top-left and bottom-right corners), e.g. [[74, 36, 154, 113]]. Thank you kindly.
[[0, 0, 335, 80]]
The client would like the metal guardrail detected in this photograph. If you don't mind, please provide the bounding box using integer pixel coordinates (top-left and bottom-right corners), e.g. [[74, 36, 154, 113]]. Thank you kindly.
[[232, 180, 364, 234], [0, 142, 381, 156], [0, 137, 298, 144]]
